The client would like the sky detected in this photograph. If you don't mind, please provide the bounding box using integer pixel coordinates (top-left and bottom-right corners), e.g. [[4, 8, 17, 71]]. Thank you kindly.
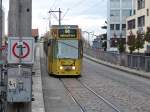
[[2, 0, 107, 39]]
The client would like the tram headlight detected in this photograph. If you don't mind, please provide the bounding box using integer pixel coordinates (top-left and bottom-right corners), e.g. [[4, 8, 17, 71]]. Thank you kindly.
[[59, 66, 63, 70], [72, 66, 76, 70]]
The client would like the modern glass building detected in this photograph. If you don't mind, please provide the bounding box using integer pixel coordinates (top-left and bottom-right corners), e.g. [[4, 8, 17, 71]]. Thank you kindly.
[[107, 0, 135, 50]]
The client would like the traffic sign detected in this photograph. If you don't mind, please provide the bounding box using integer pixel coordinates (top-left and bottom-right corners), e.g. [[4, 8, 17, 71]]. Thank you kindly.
[[12, 41, 30, 58], [7, 37, 35, 64]]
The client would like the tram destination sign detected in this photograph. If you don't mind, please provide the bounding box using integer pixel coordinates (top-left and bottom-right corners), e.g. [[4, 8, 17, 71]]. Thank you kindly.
[[59, 29, 77, 38]]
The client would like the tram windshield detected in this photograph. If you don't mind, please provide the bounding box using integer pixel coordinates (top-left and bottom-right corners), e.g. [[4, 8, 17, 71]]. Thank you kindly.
[[55, 40, 79, 59]]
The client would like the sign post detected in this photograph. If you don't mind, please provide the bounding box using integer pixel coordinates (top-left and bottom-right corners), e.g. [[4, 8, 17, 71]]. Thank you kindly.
[[7, 0, 33, 112]]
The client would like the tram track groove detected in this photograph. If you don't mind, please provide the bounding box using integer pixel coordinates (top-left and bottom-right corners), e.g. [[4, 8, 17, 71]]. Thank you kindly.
[[59, 78, 87, 112], [60, 78, 122, 112], [76, 78, 121, 112]]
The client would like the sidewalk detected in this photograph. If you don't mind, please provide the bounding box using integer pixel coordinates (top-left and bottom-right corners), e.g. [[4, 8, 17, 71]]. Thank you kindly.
[[32, 45, 45, 112], [84, 54, 150, 79]]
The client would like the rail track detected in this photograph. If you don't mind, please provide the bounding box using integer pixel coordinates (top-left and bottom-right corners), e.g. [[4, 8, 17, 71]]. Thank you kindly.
[[59, 78, 122, 112], [59, 78, 87, 112]]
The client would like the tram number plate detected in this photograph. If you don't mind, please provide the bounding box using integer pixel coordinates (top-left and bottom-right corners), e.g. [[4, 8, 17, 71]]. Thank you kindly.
[[64, 66, 71, 70], [8, 78, 17, 89]]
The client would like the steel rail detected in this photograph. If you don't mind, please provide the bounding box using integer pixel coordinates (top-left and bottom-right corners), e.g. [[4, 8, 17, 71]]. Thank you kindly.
[[77, 78, 122, 112], [59, 78, 87, 112]]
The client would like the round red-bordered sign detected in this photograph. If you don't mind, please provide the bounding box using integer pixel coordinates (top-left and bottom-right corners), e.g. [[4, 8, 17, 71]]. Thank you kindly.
[[12, 41, 30, 58]]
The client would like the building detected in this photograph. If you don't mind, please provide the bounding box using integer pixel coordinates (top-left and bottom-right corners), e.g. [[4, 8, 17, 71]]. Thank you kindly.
[[32, 29, 39, 42], [0, 1, 5, 45], [2, 9, 4, 39], [2, 9, 5, 45], [92, 36, 102, 49], [107, 0, 135, 50], [126, 0, 150, 53], [92, 34, 107, 51]]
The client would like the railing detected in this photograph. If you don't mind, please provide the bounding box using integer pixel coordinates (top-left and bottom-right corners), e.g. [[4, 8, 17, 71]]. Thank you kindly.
[[84, 48, 150, 72], [127, 54, 150, 72]]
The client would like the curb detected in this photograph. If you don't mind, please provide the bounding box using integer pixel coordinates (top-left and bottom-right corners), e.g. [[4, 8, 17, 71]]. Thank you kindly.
[[32, 45, 45, 112], [84, 54, 150, 79]]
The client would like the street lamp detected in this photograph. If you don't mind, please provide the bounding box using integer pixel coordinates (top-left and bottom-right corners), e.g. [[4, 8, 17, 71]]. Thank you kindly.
[[43, 17, 51, 28], [82, 31, 97, 48], [42, 17, 51, 34]]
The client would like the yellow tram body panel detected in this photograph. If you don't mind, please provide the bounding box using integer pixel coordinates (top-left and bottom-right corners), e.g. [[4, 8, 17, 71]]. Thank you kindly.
[[47, 59, 82, 76]]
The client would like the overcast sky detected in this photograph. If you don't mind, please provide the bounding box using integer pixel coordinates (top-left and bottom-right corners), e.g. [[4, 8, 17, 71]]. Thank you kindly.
[[3, 0, 107, 37]]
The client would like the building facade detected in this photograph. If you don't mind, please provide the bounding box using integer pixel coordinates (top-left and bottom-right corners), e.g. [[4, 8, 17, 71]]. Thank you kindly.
[[2, 9, 5, 45], [107, 0, 135, 50], [126, 0, 150, 53], [92, 34, 107, 51], [0, 1, 5, 44], [32, 29, 39, 42]]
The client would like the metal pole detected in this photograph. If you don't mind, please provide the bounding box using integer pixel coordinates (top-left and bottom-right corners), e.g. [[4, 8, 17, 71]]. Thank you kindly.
[[49, 8, 62, 26], [7, 0, 32, 112], [59, 8, 61, 25], [0, 1, 2, 110], [0, 2, 5, 112], [0, 0, 2, 63], [88, 33, 90, 48], [19, 0, 22, 65]]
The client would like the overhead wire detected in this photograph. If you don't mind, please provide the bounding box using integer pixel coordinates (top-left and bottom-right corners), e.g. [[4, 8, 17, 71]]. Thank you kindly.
[[49, 0, 106, 24], [61, 0, 106, 20], [73, 0, 106, 15], [65, 0, 88, 14], [60, 0, 88, 21], [48, 0, 90, 23], [52, 0, 63, 10], [49, 8, 59, 22], [48, 0, 64, 23], [62, 8, 70, 20], [72, 0, 87, 9], [50, 0, 59, 9]]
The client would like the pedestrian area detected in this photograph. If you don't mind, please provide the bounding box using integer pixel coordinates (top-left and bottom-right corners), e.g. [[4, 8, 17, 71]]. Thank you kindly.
[[32, 45, 45, 112]]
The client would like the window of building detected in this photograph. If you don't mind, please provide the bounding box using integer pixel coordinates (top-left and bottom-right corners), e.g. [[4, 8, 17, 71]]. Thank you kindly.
[[110, 10, 120, 16], [133, 10, 136, 15], [122, 24, 126, 30], [137, 0, 145, 10], [147, 9, 149, 16], [129, 10, 136, 16], [128, 19, 135, 30], [110, 0, 120, 8], [110, 24, 114, 30], [122, 10, 132, 17], [138, 16, 145, 27], [147, 45, 150, 51], [122, 0, 132, 9], [116, 24, 120, 30]]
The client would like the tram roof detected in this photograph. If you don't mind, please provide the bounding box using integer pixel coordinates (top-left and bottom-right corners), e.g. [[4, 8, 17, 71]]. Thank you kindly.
[[51, 25, 79, 29]]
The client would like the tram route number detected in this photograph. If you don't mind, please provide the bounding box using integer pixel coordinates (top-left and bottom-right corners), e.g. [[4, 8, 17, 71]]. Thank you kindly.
[[8, 78, 17, 90]]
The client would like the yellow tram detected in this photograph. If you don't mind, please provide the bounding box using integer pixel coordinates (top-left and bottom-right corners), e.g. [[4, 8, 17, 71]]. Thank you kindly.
[[45, 25, 83, 76]]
